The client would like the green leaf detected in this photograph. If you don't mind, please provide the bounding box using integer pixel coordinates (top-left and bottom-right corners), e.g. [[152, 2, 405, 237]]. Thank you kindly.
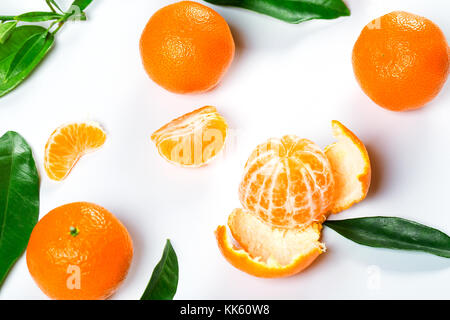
[[70, 0, 94, 11], [324, 217, 450, 258], [0, 26, 54, 98], [141, 240, 179, 300], [0, 131, 40, 287], [0, 17, 16, 22], [0, 22, 17, 44], [14, 12, 62, 22], [6, 32, 49, 80], [204, 0, 350, 24]]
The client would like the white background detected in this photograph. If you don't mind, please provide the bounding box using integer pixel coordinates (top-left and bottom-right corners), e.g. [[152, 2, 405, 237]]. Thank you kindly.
[[0, 0, 449, 300]]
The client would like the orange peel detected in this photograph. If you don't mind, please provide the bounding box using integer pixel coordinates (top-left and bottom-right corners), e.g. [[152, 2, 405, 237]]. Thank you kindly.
[[216, 121, 371, 278], [325, 120, 371, 214], [215, 209, 324, 278]]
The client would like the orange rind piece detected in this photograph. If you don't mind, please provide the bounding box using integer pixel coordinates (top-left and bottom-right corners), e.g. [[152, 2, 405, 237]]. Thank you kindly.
[[44, 122, 107, 181], [151, 106, 228, 167], [325, 120, 371, 214], [215, 209, 324, 278]]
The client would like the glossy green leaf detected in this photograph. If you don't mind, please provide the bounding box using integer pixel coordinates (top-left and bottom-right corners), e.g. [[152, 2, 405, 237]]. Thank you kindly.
[[0, 22, 17, 44], [0, 131, 40, 287], [0, 17, 16, 22], [324, 217, 450, 258], [204, 0, 350, 24], [6, 32, 49, 79], [141, 240, 179, 300], [0, 26, 54, 98], [15, 12, 62, 22]]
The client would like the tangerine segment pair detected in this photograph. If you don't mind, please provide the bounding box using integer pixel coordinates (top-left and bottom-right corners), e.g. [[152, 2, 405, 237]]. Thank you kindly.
[[217, 121, 371, 278], [216, 209, 324, 278], [151, 106, 228, 167], [44, 122, 106, 181], [239, 136, 335, 229]]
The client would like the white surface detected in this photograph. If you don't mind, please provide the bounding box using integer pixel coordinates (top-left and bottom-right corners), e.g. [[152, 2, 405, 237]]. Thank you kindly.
[[0, 0, 449, 300]]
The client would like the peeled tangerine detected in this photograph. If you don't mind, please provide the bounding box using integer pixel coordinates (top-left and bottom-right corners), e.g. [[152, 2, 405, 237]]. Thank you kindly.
[[215, 121, 371, 278]]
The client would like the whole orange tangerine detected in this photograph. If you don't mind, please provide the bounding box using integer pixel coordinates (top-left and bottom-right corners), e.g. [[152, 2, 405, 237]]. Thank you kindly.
[[352, 11, 449, 111], [140, 1, 235, 94], [26, 202, 133, 300]]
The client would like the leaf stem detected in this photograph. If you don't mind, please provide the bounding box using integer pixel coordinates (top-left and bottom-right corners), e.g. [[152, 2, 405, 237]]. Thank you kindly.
[[46, 1, 57, 13], [48, 15, 68, 34], [51, 21, 65, 35], [46, 0, 64, 14]]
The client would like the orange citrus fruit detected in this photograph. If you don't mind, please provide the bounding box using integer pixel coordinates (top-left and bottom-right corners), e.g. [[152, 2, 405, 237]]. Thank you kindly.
[[26, 202, 133, 300], [216, 122, 371, 278], [151, 106, 228, 167], [44, 122, 106, 181], [325, 121, 371, 213], [352, 11, 450, 111], [239, 136, 335, 229], [215, 209, 324, 278], [140, 1, 235, 94]]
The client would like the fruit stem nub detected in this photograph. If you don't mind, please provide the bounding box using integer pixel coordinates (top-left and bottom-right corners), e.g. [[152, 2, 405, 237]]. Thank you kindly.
[[69, 226, 79, 237]]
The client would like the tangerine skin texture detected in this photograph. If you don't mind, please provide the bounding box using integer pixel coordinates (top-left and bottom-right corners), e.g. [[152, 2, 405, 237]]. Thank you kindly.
[[140, 1, 235, 94], [352, 11, 450, 111], [26, 202, 133, 300], [239, 136, 335, 229]]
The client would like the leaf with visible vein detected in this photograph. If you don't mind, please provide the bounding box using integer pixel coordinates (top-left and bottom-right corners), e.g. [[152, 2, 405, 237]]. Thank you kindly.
[[0, 131, 40, 287], [204, 0, 350, 24], [325, 217, 450, 258], [15, 12, 63, 22], [0, 26, 54, 97], [141, 240, 179, 300], [6, 32, 49, 80], [0, 22, 17, 44]]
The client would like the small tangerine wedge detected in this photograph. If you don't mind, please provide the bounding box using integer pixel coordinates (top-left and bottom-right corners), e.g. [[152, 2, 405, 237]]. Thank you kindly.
[[325, 120, 371, 214], [215, 208, 324, 278], [151, 106, 228, 167], [239, 136, 335, 229], [44, 122, 106, 181], [26, 202, 133, 300]]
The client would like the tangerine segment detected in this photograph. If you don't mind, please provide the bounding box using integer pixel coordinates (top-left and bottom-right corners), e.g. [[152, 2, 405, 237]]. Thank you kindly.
[[151, 106, 228, 167], [215, 209, 324, 278], [239, 136, 335, 229], [325, 121, 371, 214], [44, 122, 106, 181]]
